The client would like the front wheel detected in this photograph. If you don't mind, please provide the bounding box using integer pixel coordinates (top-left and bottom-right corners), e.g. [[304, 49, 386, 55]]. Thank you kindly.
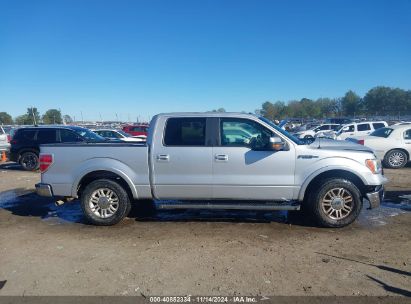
[[306, 178, 362, 228], [383, 149, 408, 169], [81, 179, 131, 226]]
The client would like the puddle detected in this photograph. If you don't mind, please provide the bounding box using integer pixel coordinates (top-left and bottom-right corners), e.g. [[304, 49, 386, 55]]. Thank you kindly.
[[0, 190, 410, 226], [358, 197, 411, 227]]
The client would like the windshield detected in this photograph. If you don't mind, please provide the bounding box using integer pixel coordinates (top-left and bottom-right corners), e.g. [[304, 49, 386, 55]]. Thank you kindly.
[[370, 127, 393, 138], [258, 117, 304, 145], [75, 129, 106, 142]]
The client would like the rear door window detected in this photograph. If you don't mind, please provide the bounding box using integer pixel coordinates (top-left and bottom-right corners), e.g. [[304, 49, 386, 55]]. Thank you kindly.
[[37, 129, 58, 144], [164, 118, 206, 146], [372, 123, 385, 130], [404, 129, 411, 140], [357, 123, 371, 131]]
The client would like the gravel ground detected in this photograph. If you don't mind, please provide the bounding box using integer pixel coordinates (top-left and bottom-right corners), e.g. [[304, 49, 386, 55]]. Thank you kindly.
[[0, 162, 410, 297]]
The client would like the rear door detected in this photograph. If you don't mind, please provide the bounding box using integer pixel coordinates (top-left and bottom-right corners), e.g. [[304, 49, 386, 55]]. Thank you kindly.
[[212, 118, 296, 200], [151, 117, 213, 199]]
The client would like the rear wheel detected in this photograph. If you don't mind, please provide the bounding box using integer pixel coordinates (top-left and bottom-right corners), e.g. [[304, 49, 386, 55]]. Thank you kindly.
[[19, 151, 39, 171], [81, 179, 131, 226], [306, 178, 362, 228], [383, 149, 408, 169]]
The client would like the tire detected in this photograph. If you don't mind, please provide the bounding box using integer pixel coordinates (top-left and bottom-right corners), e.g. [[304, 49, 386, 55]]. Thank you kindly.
[[306, 178, 362, 228], [19, 151, 39, 171], [383, 149, 408, 169], [80, 179, 131, 226]]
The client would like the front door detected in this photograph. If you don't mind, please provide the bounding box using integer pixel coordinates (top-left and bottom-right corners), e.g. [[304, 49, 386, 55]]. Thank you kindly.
[[212, 118, 296, 200]]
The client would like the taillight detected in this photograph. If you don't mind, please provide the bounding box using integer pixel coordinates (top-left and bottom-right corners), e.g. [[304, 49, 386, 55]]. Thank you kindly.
[[39, 154, 53, 173], [7, 135, 10, 143], [358, 139, 365, 145]]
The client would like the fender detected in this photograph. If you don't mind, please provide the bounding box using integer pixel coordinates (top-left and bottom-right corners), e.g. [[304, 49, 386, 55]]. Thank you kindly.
[[71, 157, 139, 199], [297, 157, 372, 201]]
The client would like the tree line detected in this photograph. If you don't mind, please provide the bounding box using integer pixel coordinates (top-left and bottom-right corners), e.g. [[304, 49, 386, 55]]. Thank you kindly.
[[0, 108, 73, 125], [1, 86, 410, 125], [257, 86, 411, 121]]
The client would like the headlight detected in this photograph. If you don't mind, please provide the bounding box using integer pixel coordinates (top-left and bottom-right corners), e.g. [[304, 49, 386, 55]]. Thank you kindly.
[[365, 159, 382, 174]]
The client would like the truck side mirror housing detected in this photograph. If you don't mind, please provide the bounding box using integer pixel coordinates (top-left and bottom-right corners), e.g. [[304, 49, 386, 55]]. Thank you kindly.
[[269, 137, 286, 151]]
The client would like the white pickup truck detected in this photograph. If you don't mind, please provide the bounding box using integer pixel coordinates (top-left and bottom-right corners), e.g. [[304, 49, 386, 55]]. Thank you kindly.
[[36, 112, 386, 227]]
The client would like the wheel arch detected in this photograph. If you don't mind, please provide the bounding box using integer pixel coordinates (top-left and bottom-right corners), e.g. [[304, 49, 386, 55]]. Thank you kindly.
[[76, 170, 135, 201], [384, 148, 409, 160], [299, 169, 367, 202], [17, 148, 39, 160]]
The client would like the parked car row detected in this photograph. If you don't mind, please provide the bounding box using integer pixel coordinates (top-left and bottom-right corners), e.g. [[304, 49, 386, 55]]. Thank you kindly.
[[347, 124, 411, 168], [7, 125, 148, 170], [93, 129, 146, 142]]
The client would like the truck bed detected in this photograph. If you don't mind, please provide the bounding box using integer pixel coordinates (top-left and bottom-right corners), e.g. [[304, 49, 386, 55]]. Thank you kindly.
[[40, 142, 151, 198]]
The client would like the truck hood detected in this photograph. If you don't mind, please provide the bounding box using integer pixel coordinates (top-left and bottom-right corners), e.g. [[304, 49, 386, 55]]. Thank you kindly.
[[307, 138, 373, 153]]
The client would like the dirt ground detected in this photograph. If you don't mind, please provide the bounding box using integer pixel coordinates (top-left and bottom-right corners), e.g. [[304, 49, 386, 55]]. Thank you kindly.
[[0, 162, 410, 297]]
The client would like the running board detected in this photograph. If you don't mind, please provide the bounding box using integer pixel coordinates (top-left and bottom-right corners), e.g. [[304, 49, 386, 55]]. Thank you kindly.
[[157, 201, 300, 211]]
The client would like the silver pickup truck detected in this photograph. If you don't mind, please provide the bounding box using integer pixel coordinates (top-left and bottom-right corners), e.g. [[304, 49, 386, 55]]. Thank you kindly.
[[36, 112, 386, 227]]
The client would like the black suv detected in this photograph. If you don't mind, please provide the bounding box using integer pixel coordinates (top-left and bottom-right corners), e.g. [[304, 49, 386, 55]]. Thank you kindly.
[[10, 126, 105, 171]]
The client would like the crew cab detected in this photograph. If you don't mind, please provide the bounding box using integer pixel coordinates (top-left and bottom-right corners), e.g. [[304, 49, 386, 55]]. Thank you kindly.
[[36, 113, 386, 228]]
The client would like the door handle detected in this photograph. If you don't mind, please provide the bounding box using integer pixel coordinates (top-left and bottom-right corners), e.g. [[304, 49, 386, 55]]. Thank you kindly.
[[156, 154, 170, 161], [215, 154, 228, 161]]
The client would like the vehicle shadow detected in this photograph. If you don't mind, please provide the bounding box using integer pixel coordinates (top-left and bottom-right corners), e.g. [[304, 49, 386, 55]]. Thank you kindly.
[[384, 190, 411, 205], [0, 190, 84, 223], [0, 162, 29, 171], [1, 189, 409, 227], [0, 191, 314, 226], [130, 200, 314, 226]]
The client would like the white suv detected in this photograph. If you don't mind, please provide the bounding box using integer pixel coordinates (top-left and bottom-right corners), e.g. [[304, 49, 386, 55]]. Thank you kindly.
[[0, 126, 10, 152], [336, 121, 388, 140], [294, 124, 340, 139]]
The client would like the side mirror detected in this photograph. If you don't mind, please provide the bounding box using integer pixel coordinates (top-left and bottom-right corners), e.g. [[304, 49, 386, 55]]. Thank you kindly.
[[269, 137, 286, 151]]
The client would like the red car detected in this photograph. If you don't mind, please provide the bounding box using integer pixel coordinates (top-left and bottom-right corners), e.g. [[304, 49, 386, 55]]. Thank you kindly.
[[122, 124, 149, 138]]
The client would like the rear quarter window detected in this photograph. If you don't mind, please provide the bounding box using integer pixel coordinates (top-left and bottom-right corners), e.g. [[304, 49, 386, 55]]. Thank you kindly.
[[16, 129, 37, 141], [357, 123, 371, 131]]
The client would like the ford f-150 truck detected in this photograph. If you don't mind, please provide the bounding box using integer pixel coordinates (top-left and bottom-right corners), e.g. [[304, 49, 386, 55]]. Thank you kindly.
[[36, 112, 386, 227]]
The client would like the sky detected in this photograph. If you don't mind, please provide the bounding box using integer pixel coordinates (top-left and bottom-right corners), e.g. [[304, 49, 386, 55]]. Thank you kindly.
[[1, 0, 411, 122]]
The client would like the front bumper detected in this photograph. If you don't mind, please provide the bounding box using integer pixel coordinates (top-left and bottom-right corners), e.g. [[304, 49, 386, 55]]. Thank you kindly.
[[366, 185, 384, 209], [35, 183, 53, 197]]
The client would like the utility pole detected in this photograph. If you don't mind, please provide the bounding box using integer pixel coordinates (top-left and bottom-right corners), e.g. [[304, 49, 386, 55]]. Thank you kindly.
[[81, 111, 84, 124], [31, 106, 37, 125]]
